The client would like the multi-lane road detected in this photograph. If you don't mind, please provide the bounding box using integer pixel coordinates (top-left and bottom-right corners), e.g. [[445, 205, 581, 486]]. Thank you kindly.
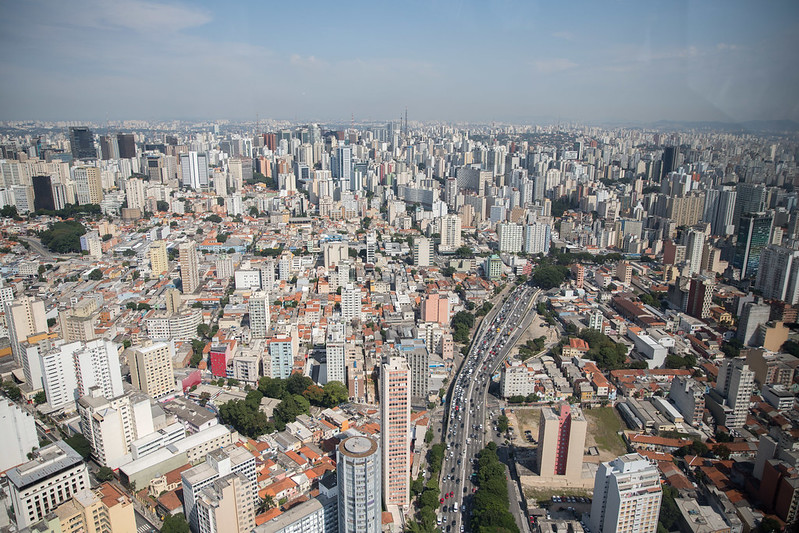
[[436, 283, 541, 533]]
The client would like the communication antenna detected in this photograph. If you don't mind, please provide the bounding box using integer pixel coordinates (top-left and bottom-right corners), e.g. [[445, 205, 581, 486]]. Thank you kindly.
[[404, 107, 408, 137]]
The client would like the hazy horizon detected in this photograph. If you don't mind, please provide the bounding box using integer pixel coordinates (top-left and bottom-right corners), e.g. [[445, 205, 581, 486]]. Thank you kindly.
[[2, 0, 797, 124]]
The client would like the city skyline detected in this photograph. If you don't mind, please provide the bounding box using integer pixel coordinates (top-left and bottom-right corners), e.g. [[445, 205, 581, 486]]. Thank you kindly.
[[1, 0, 797, 124]]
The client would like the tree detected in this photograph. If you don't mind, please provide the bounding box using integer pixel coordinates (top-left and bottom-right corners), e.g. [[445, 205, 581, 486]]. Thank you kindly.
[[713, 444, 731, 460], [96, 466, 114, 481], [34, 391, 47, 405], [323, 381, 349, 407], [64, 433, 92, 460], [424, 429, 434, 444], [205, 214, 222, 223], [161, 513, 190, 533], [88, 268, 103, 281], [497, 415, 509, 433], [1, 381, 21, 401], [39, 220, 86, 253], [532, 264, 567, 290]]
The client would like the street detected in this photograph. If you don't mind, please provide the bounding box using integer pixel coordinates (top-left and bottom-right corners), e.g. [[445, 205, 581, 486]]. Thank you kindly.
[[437, 283, 541, 533]]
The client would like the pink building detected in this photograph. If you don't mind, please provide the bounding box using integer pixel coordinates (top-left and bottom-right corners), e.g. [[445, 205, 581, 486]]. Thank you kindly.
[[380, 357, 411, 509], [422, 292, 449, 326]]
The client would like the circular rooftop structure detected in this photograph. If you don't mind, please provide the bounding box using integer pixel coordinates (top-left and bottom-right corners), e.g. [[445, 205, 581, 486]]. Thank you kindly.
[[339, 436, 378, 458]]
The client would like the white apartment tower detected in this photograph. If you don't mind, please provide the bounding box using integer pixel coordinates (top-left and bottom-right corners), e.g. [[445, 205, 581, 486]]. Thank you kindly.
[[248, 290, 271, 338], [325, 322, 346, 384], [413, 237, 433, 267], [5, 296, 47, 366], [589, 453, 663, 533], [129, 342, 177, 399], [341, 284, 362, 321], [380, 356, 411, 509], [497, 222, 523, 253]]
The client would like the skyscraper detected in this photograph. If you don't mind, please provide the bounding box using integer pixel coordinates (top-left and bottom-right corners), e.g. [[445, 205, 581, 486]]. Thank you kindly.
[[180, 151, 210, 189], [380, 357, 411, 509], [660, 146, 678, 179], [179, 241, 200, 294], [116, 133, 136, 159], [732, 212, 773, 278], [537, 403, 587, 481], [73, 166, 103, 205], [325, 322, 346, 384], [149, 240, 169, 277], [439, 214, 462, 251], [685, 227, 706, 277], [589, 453, 662, 533], [69, 127, 97, 160], [709, 358, 755, 428], [32, 175, 56, 211], [248, 290, 271, 338], [497, 222, 523, 253], [341, 284, 362, 321], [413, 237, 433, 267], [733, 183, 767, 230], [337, 436, 381, 533], [129, 342, 177, 399]]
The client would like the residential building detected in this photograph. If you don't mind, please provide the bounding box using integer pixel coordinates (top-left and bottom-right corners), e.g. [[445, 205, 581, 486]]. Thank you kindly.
[[589, 453, 662, 533], [413, 237, 433, 267], [179, 241, 201, 294], [707, 358, 755, 428], [380, 357, 411, 509], [129, 341, 177, 399], [150, 240, 169, 277], [0, 399, 38, 472], [5, 296, 47, 366], [248, 290, 271, 338], [497, 222, 523, 253], [73, 166, 103, 205], [195, 472, 255, 533], [736, 300, 771, 346], [537, 403, 587, 482], [756, 245, 799, 305], [341, 284, 362, 321], [667, 376, 705, 428], [325, 323, 346, 384], [337, 436, 381, 533], [269, 335, 296, 380]]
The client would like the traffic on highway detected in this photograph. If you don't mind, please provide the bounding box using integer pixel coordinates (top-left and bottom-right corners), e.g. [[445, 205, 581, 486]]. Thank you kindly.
[[436, 283, 541, 533]]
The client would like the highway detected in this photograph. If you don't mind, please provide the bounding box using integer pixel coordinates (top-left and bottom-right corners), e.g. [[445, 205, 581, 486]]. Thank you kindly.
[[437, 283, 541, 533]]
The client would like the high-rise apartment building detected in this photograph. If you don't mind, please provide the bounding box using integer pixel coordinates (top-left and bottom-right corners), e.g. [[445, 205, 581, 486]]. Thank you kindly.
[[737, 300, 772, 346], [325, 323, 346, 384], [733, 212, 773, 279], [179, 241, 200, 294], [399, 338, 429, 400], [7, 440, 90, 529], [524, 220, 551, 255], [182, 445, 257, 531], [248, 290, 271, 338], [195, 472, 256, 533], [667, 376, 705, 428], [337, 436, 381, 533], [73, 338, 124, 400], [756, 245, 799, 305], [129, 342, 177, 399], [0, 399, 38, 472], [685, 228, 706, 276], [150, 240, 169, 277], [615, 261, 632, 285], [73, 166, 103, 205], [341, 284, 362, 321], [5, 296, 47, 366], [180, 151, 210, 189], [708, 357, 755, 428], [380, 357, 411, 509], [268, 335, 296, 380], [52, 483, 135, 533], [537, 403, 587, 481], [69, 127, 97, 160], [497, 222, 523, 253], [686, 276, 714, 319], [125, 176, 146, 211], [413, 237, 433, 267], [439, 214, 462, 251], [589, 453, 662, 533]]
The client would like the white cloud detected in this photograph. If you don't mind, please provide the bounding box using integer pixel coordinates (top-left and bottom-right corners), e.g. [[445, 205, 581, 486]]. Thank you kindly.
[[551, 31, 574, 40], [533, 58, 577, 73]]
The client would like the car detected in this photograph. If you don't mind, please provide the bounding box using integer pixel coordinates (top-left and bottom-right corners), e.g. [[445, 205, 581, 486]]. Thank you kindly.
[[449, 491, 454, 498], [444, 493, 449, 499], [440, 498, 445, 504]]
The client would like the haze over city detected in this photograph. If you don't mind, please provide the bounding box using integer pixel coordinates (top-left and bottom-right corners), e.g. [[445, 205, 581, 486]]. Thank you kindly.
[[1, 0, 798, 124]]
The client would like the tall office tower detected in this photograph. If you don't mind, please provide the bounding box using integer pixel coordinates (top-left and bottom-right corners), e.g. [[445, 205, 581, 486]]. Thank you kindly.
[[129, 342, 177, 399], [116, 133, 136, 159], [69, 126, 97, 160], [537, 403, 587, 481], [413, 236, 433, 267], [733, 212, 773, 278], [710, 358, 755, 428], [149, 240, 169, 277], [73, 166, 103, 205], [341, 284, 362, 321], [0, 399, 38, 472], [497, 222, 523, 253], [440, 214, 462, 250], [332, 145, 352, 182], [7, 441, 90, 529], [685, 228, 706, 276], [180, 151, 210, 189], [703, 186, 737, 236], [32, 175, 56, 211], [5, 296, 47, 366], [686, 276, 714, 319], [125, 177, 146, 211], [380, 357, 411, 509], [337, 436, 381, 533], [660, 146, 678, 179], [756, 245, 799, 305], [179, 241, 200, 294], [268, 335, 296, 380], [248, 290, 271, 338], [100, 134, 119, 160], [736, 300, 771, 346], [325, 322, 346, 384], [524, 220, 551, 255], [78, 389, 155, 468], [589, 453, 662, 533], [182, 445, 257, 531], [733, 183, 767, 230], [195, 472, 255, 533], [73, 339, 124, 400]]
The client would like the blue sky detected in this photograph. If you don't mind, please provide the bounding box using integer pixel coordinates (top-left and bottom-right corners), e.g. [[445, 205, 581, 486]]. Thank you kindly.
[[1, 0, 797, 124]]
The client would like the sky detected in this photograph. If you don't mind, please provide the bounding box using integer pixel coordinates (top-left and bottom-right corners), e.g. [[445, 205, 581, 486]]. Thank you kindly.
[[1, 0, 798, 124]]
